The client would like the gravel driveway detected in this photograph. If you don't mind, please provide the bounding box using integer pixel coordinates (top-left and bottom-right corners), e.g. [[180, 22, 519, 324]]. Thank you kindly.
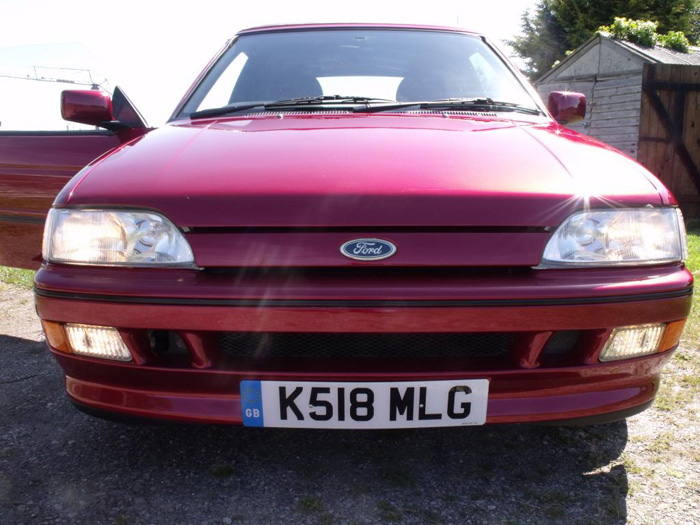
[[1, 285, 698, 525]]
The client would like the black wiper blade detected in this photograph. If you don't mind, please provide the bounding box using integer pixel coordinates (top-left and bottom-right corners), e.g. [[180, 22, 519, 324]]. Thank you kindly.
[[353, 101, 423, 113], [356, 98, 541, 115], [190, 103, 267, 119], [189, 96, 540, 119], [420, 98, 542, 115], [265, 95, 394, 107], [352, 98, 495, 114], [189, 96, 395, 119]]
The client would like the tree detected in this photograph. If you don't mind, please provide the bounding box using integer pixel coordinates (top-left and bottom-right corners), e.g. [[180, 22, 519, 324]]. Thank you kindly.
[[691, 5, 700, 43], [510, 0, 699, 80], [509, 2, 567, 80]]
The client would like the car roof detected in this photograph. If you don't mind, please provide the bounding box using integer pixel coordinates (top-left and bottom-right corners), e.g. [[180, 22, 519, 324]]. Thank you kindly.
[[236, 23, 480, 37]]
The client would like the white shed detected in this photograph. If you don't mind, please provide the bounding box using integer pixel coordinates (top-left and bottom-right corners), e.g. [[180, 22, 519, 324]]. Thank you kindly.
[[535, 34, 700, 159]]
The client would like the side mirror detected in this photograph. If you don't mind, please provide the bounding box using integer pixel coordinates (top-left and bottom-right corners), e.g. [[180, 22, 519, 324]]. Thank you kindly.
[[547, 91, 586, 124], [61, 90, 114, 127]]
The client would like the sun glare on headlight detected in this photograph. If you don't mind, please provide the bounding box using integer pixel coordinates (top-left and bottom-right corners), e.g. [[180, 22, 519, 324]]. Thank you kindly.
[[540, 208, 685, 267]]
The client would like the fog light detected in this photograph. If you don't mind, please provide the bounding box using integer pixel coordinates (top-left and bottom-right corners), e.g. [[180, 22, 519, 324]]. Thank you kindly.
[[64, 324, 132, 362], [599, 324, 665, 362]]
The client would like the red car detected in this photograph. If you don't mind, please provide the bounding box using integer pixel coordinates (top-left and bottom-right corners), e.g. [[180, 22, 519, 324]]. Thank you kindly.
[[0, 24, 691, 427]]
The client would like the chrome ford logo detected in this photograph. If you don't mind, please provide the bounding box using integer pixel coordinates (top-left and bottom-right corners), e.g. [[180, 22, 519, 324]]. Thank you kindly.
[[340, 238, 397, 261]]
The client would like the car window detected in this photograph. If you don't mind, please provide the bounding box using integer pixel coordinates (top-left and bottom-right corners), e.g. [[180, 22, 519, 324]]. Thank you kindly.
[[198, 52, 249, 112], [180, 29, 536, 116], [469, 53, 501, 99]]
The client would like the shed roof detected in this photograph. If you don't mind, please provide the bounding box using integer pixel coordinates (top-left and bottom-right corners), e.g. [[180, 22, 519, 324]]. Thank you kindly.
[[616, 39, 700, 65], [537, 34, 700, 83]]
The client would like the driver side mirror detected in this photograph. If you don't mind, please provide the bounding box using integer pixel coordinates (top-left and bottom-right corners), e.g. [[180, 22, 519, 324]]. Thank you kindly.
[[62, 87, 147, 132], [61, 90, 114, 127], [547, 91, 586, 124]]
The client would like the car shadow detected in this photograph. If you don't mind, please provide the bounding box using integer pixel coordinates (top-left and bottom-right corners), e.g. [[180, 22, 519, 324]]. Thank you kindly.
[[88, 406, 629, 523], [1, 331, 629, 524]]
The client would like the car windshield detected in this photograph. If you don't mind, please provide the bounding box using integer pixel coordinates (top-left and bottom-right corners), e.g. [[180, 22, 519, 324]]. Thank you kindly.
[[178, 29, 537, 117]]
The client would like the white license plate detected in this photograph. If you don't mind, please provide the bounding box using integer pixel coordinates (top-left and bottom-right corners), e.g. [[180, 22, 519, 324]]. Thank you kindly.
[[240, 379, 489, 429]]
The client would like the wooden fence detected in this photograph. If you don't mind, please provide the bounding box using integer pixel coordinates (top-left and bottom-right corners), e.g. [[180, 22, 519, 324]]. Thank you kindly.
[[638, 63, 700, 218]]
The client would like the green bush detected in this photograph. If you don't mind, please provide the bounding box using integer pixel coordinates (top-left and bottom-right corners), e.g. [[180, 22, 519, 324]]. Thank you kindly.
[[658, 31, 691, 52], [599, 18, 658, 47], [598, 17, 692, 53]]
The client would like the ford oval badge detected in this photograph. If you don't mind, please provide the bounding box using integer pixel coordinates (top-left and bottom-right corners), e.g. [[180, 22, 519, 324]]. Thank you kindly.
[[340, 238, 397, 261]]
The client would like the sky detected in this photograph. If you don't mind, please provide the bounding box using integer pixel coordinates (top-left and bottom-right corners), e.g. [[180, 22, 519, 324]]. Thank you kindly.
[[0, 0, 538, 129]]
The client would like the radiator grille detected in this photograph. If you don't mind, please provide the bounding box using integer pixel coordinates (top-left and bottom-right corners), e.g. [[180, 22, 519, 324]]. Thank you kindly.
[[219, 332, 513, 359]]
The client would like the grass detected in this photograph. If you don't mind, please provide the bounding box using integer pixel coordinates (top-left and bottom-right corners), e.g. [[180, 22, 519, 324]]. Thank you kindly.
[[0, 266, 34, 289], [681, 220, 700, 344], [613, 222, 700, 524], [684, 219, 700, 274], [652, 221, 700, 415], [648, 430, 674, 454]]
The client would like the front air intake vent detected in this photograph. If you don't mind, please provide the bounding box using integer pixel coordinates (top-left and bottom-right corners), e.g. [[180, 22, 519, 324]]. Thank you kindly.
[[245, 111, 353, 117], [406, 110, 499, 117], [219, 332, 513, 359]]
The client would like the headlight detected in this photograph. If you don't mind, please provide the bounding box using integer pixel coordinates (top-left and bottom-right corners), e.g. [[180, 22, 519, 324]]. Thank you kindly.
[[539, 208, 686, 267], [42, 209, 195, 266]]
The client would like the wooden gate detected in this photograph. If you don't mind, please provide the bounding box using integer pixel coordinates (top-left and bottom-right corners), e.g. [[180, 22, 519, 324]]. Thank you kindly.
[[638, 63, 700, 218]]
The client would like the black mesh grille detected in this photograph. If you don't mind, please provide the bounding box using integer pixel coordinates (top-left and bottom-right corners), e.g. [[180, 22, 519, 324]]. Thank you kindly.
[[542, 331, 581, 355], [218, 332, 513, 359]]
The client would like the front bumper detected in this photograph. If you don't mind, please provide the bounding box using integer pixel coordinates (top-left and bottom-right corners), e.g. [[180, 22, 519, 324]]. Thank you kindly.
[[35, 264, 694, 425]]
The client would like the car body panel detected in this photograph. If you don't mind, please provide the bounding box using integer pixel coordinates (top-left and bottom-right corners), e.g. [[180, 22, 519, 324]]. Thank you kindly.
[[0, 129, 146, 268], [236, 23, 482, 36], [35, 284, 692, 334], [57, 116, 664, 233], [36, 260, 691, 423], [34, 265, 693, 303], [58, 350, 670, 425], [184, 231, 551, 267]]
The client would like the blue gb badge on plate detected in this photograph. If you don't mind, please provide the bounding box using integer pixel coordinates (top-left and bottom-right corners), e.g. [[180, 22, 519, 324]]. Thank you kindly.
[[240, 380, 264, 426]]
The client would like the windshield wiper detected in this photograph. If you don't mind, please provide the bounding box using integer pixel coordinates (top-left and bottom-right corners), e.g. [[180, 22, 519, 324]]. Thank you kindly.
[[189, 96, 540, 119], [422, 98, 542, 115], [190, 103, 268, 119], [266, 95, 394, 107], [356, 97, 542, 115], [190, 96, 395, 119]]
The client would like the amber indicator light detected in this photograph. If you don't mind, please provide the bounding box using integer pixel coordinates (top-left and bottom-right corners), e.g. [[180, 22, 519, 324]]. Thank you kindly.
[[659, 319, 687, 353], [41, 320, 71, 353]]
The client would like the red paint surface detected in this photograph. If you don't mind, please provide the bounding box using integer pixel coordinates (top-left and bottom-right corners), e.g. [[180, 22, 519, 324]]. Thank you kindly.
[[237, 23, 481, 35], [55, 348, 670, 424], [55, 116, 668, 228], [0, 129, 147, 268], [35, 265, 693, 302], [185, 231, 551, 267], [36, 293, 692, 333]]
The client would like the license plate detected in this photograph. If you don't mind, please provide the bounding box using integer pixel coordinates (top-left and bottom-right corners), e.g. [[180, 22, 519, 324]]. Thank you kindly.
[[240, 379, 489, 429]]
